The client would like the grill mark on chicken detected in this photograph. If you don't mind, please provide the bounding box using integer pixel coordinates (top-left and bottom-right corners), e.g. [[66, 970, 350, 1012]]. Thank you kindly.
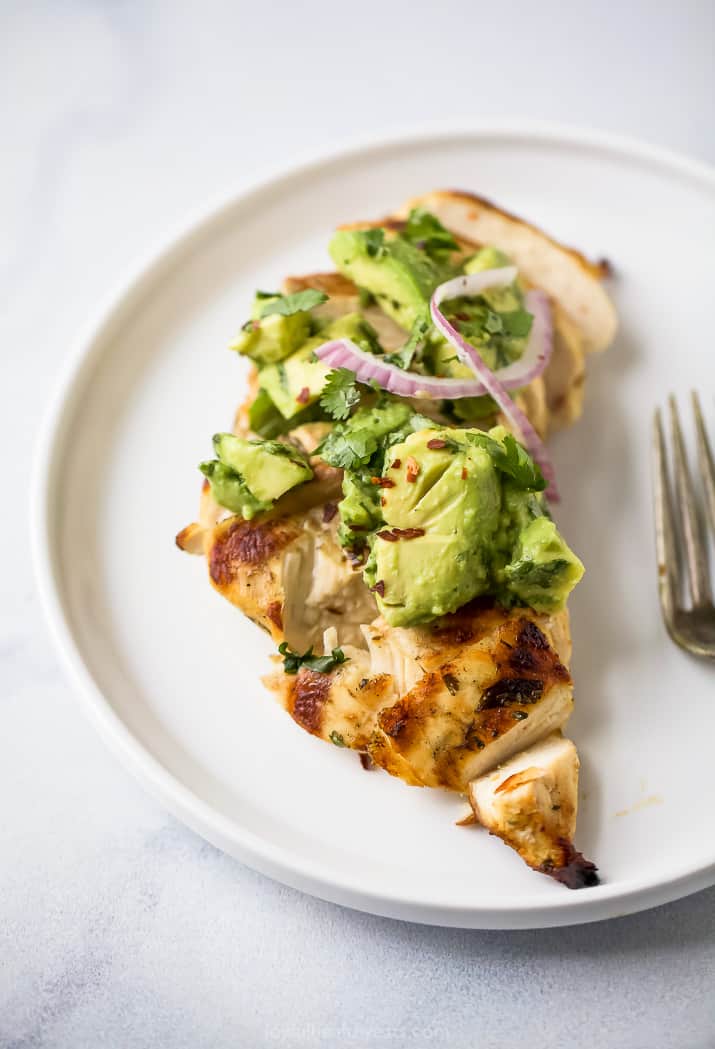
[[481, 678, 544, 708], [289, 669, 331, 734], [379, 697, 411, 739], [493, 618, 570, 687], [209, 516, 298, 583]]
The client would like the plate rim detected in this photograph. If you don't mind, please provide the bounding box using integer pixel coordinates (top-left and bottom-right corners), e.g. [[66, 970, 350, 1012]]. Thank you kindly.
[[31, 120, 715, 929]]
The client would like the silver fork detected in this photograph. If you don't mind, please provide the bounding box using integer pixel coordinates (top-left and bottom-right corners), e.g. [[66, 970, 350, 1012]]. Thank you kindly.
[[652, 392, 715, 658]]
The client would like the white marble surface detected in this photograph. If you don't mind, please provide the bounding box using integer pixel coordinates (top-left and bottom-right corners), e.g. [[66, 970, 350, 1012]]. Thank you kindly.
[[2, 2, 715, 1046]]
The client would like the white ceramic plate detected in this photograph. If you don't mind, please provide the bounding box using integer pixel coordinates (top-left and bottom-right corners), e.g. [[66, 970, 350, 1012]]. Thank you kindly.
[[33, 124, 715, 928]]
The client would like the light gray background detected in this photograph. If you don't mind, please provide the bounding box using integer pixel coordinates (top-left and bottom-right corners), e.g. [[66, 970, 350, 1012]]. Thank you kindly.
[[2, 2, 714, 1047]]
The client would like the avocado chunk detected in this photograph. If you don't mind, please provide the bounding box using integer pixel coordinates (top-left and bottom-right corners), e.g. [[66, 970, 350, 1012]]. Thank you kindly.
[[360, 425, 581, 626], [213, 433, 312, 502], [230, 292, 313, 367], [367, 429, 501, 625], [200, 433, 312, 518], [336, 471, 382, 547], [199, 461, 267, 519], [328, 229, 451, 331], [248, 387, 321, 439], [463, 245, 513, 274], [258, 313, 377, 419], [503, 517, 584, 612]]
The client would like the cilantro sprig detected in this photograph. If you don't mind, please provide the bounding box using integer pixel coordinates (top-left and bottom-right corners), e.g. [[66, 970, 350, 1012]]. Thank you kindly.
[[466, 432, 546, 491], [278, 643, 348, 675], [317, 400, 437, 472], [320, 368, 362, 420], [384, 317, 431, 370], [403, 208, 459, 260], [259, 289, 328, 318]]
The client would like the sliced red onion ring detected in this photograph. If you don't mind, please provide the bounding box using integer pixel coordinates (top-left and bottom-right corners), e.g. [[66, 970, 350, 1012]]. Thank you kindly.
[[430, 270, 559, 501], [314, 281, 552, 401], [314, 339, 498, 399]]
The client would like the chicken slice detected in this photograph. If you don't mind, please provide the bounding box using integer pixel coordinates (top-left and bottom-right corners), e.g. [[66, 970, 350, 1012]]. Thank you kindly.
[[265, 638, 398, 752], [203, 505, 376, 651], [367, 608, 573, 791], [468, 733, 599, 888], [397, 189, 617, 355]]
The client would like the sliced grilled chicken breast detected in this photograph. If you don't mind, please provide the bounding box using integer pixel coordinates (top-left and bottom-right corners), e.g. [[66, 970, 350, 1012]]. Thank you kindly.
[[267, 597, 574, 793], [367, 608, 573, 791], [203, 505, 376, 650], [468, 733, 599, 888]]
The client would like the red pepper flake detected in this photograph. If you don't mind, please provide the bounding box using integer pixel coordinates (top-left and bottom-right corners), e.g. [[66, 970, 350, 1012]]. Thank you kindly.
[[359, 752, 375, 771], [296, 386, 310, 404], [322, 502, 338, 523], [393, 527, 425, 539], [377, 527, 425, 542], [405, 456, 420, 482], [461, 466, 468, 480], [455, 312, 470, 322], [370, 476, 395, 488], [390, 459, 401, 470], [380, 497, 387, 507], [376, 530, 399, 542], [426, 438, 447, 450], [348, 524, 367, 532], [370, 580, 386, 597]]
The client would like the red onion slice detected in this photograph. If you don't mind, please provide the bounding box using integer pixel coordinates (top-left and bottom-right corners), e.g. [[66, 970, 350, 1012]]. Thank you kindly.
[[314, 339, 498, 399], [430, 272, 559, 501], [314, 283, 553, 400]]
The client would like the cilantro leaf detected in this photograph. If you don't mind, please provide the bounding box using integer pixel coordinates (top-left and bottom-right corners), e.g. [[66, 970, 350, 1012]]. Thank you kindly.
[[501, 309, 534, 338], [499, 434, 547, 490], [403, 208, 459, 259], [259, 289, 328, 318], [466, 432, 546, 491], [278, 642, 348, 675], [319, 368, 362, 420], [384, 317, 430, 370], [318, 428, 378, 470]]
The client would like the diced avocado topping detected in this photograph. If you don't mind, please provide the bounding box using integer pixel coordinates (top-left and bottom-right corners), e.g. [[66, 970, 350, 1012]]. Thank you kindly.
[[367, 429, 501, 624], [432, 252, 533, 373], [503, 517, 584, 612], [352, 424, 581, 626], [200, 433, 312, 518], [463, 245, 512, 273], [199, 461, 267, 519], [230, 289, 327, 366], [204, 209, 584, 625], [258, 313, 378, 419], [248, 388, 323, 439], [328, 223, 456, 331]]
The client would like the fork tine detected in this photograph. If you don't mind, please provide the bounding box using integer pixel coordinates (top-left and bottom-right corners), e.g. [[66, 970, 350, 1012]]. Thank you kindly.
[[692, 391, 715, 536], [669, 395, 712, 608], [652, 407, 681, 625]]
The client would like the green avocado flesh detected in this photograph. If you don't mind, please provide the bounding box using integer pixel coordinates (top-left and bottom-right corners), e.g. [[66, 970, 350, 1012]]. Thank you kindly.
[[362, 426, 583, 626], [328, 229, 452, 330], [199, 209, 584, 625], [200, 434, 312, 518], [258, 313, 373, 419]]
